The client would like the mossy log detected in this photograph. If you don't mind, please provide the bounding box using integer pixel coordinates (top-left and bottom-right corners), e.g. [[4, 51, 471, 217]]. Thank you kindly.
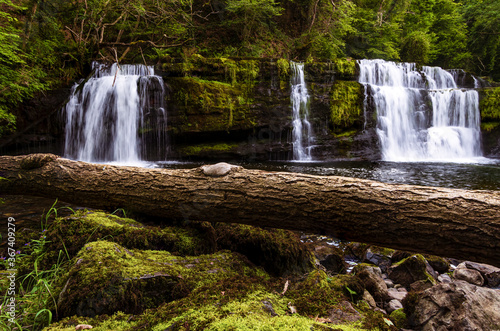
[[1, 154, 500, 267]]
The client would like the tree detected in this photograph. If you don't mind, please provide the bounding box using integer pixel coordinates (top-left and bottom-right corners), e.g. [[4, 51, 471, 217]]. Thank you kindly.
[[302, 0, 356, 59], [459, 0, 500, 79], [429, 0, 471, 69], [346, 0, 410, 61]]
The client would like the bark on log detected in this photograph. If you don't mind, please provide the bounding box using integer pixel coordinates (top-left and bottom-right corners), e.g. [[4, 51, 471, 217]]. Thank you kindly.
[[1, 153, 499, 267]]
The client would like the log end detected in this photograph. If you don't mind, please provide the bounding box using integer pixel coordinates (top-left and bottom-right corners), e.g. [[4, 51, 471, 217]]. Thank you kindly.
[[20, 153, 59, 170], [200, 162, 242, 177]]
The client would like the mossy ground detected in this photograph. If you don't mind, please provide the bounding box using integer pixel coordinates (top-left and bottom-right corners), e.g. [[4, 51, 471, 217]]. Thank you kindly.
[[1, 208, 403, 330]]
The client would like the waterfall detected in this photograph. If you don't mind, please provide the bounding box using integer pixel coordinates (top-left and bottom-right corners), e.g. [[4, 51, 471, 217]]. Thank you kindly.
[[64, 62, 167, 163], [358, 59, 483, 162], [290, 62, 313, 161]]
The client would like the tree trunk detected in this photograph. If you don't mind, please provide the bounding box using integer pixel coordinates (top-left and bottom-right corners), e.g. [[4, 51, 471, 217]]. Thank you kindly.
[[1, 154, 499, 267]]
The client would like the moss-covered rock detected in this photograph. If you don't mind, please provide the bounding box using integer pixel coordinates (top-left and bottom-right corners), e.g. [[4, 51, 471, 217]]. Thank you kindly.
[[214, 223, 315, 277], [56, 240, 265, 317], [389, 308, 407, 328], [168, 76, 258, 134], [480, 87, 500, 131], [479, 87, 500, 157], [388, 254, 437, 289], [329, 81, 364, 133], [18, 210, 216, 276]]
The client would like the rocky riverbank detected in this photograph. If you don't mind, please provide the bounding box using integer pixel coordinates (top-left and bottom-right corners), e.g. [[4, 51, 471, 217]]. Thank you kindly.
[[1, 200, 499, 330]]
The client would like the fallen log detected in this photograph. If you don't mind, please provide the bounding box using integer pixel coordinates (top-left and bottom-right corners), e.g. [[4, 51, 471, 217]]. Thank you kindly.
[[1, 153, 499, 267]]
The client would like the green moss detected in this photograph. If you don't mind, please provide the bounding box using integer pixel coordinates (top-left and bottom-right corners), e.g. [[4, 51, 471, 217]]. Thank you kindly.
[[276, 58, 290, 80], [178, 142, 239, 156], [56, 240, 266, 317], [44, 312, 138, 331], [481, 121, 500, 132], [480, 87, 500, 122], [334, 58, 357, 77], [329, 81, 364, 131], [214, 223, 315, 277], [389, 308, 407, 329], [168, 77, 257, 133], [287, 270, 342, 317], [18, 210, 216, 275]]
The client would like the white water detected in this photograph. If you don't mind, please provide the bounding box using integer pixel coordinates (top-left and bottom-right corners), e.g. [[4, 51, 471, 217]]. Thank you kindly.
[[64, 62, 167, 163], [290, 62, 313, 161], [358, 59, 484, 162]]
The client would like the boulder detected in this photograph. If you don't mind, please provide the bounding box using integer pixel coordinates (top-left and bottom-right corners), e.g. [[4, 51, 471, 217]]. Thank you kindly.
[[388, 254, 437, 289], [409, 280, 500, 330], [459, 261, 500, 287], [391, 250, 413, 263], [387, 287, 407, 301], [353, 264, 389, 304], [423, 255, 450, 274], [320, 253, 348, 274], [56, 240, 265, 317], [214, 223, 315, 276], [362, 289, 377, 309], [363, 246, 394, 273], [438, 274, 452, 284], [453, 265, 484, 286], [386, 299, 403, 314]]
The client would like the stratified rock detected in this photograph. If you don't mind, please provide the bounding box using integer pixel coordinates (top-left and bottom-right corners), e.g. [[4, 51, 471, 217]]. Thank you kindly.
[[453, 265, 484, 286], [459, 261, 500, 287], [388, 254, 437, 289], [353, 264, 389, 304], [409, 280, 500, 330]]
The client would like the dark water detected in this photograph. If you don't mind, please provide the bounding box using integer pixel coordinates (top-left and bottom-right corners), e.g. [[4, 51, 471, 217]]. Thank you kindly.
[[156, 159, 500, 191]]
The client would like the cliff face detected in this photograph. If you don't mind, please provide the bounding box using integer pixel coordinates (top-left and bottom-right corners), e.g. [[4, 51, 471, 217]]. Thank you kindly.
[[4, 57, 500, 162], [160, 56, 380, 161]]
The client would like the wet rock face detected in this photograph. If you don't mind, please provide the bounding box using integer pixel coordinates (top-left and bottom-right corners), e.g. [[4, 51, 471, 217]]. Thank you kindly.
[[409, 280, 500, 330]]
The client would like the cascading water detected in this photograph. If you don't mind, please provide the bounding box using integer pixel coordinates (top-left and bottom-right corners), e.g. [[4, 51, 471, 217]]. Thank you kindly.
[[358, 59, 483, 162], [64, 62, 167, 163], [290, 62, 313, 161]]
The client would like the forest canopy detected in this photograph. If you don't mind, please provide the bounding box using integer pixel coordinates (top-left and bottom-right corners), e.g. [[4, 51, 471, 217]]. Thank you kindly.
[[0, 0, 499, 136]]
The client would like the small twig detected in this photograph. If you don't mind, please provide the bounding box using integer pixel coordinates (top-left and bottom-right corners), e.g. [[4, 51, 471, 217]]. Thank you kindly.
[[281, 279, 289, 296], [112, 47, 120, 87], [140, 47, 148, 69]]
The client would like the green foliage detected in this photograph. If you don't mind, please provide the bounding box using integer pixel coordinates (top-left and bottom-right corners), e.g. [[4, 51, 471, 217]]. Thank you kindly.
[[302, 0, 356, 59], [401, 31, 432, 64], [429, 0, 470, 69], [225, 0, 283, 45], [460, 0, 500, 79]]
